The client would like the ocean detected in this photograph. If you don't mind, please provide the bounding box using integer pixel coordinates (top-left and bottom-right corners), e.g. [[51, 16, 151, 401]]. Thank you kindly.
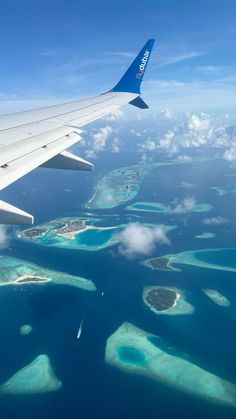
[[0, 150, 236, 419]]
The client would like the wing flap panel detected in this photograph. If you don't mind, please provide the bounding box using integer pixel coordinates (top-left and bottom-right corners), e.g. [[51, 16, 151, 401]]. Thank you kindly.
[[41, 150, 94, 171], [0, 132, 82, 190], [0, 200, 33, 225], [0, 127, 82, 167]]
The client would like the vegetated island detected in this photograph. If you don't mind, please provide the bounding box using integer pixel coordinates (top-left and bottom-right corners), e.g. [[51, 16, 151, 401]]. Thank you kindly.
[[141, 256, 180, 272], [142, 248, 236, 273], [143, 286, 194, 315], [85, 162, 175, 209], [0, 256, 96, 291], [0, 354, 62, 394], [202, 288, 230, 307], [20, 217, 176, 252], [20, 216, 120, 251], [105, 322, 236, 408]]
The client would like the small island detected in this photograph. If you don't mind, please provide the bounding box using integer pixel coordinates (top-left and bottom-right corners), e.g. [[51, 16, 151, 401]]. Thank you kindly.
[[20, 217, 176, 253], [143, 286, 194, 315], [22, 227, 49, 240], [0, 256, 96, 291], [144, 287, 178, 311], [195, 232, 215, 239], [203, 288, 230, 307], [20, 324, 33, 335], [0, 354, 62, 394], [126, 201, 167, 213], [142, 248, 236, 273], [141, 256, 179, 272], [20, 216, 120, 251], [105, 322, 236, 407], [126, 201, 213, 214], [211, 185, 236, 196], [85, 162, 172, 209]]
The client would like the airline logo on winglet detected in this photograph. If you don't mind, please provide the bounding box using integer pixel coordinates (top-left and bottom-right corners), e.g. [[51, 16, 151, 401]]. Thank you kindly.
[[136, 49, 150, 79]]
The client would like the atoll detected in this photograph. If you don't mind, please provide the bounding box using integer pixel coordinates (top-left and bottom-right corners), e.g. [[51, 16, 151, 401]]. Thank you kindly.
[[105, 323, 236, 407]]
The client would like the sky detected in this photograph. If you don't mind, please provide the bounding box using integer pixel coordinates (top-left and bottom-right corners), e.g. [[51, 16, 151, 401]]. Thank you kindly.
[[0, 0, 236, 113]]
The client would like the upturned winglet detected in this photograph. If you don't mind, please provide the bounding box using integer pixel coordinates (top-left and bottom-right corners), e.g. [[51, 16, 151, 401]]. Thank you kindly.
[[112, 39, 155, 95]]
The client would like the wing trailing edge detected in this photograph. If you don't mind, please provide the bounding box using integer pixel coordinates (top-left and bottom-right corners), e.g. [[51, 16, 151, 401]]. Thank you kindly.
[[0, 200, 33, 225], [40, 151, 94, 171]]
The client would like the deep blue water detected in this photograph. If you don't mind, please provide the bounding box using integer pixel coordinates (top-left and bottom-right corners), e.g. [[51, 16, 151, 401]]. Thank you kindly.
[[1, 152, 236, 418]]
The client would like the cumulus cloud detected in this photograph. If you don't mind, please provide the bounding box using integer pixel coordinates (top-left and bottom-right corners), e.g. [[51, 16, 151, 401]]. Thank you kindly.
[[138, 112, 236, 158], [179, 181, 194, 189], [104, 109, 124, 121], [168, 197, 196, 214], [202, 216, 228, 225], [118, 223, 170, 258], [92, 125, 113, 152], [85, 149, 97, 159], [223, 143, 236, 162], [85, 125, 114, 159], [0, 226, 9, 249], [159, 108, 173, 119], [177, 155, 192, 161], [111, 137, 121, 153]]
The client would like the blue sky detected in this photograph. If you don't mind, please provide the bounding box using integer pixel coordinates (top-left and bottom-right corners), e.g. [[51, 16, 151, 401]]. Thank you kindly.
[[0, 0, 236, 112]]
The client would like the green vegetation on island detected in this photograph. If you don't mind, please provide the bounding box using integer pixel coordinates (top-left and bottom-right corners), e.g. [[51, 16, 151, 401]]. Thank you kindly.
[[143, 286, 194, 315], [105, 322, 236, 407], [0, 256, 96, 291], [0, 354, 62, 394], [143, 248, 236, 273], [86, 163, 172, 209], [20, 216, 121, 251], [20, 217, 176, 252]]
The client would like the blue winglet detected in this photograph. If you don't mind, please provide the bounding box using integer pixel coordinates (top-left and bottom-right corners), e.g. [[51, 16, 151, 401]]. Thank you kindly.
[[112, 39, 155, 94]]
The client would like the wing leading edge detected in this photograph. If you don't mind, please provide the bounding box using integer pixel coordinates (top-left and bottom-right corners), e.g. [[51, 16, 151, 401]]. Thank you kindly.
[[0, 39, 155, 224]]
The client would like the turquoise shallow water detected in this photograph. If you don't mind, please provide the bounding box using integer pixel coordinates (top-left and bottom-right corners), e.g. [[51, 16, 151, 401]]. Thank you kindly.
[[1, 156, 236, 419], [75, 228, 115, 247], [195, 248, 236, 269]]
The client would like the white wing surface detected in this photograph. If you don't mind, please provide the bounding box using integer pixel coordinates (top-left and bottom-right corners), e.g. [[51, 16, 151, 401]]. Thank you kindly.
[[0, 39, 155, 224]]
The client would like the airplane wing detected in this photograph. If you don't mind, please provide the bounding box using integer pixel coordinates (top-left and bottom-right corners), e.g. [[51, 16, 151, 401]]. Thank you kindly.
[[0, 39, 155, 224]]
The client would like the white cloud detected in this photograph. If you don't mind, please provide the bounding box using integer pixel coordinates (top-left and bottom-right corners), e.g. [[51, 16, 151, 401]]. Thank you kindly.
[[138, 112, 236, 158], [169, 197, 196, 214], [223, 143, 236, 162], [160, 108, 173, 119], [179, 181, 194, 189], [111, 138, 121, 153], [84, 125, 114, 159], [156, 51, 205, 68], [85, 149, 97, 159], [187, 113, 211, 131], [104, 109, 124, 121], [0, 226, 9, 249], [202, 216, 228, 225], [177, 155, 192, 161], [118, 223, 170, 258], [92, 125, 113, 152], [140, 138, 158, 151]]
